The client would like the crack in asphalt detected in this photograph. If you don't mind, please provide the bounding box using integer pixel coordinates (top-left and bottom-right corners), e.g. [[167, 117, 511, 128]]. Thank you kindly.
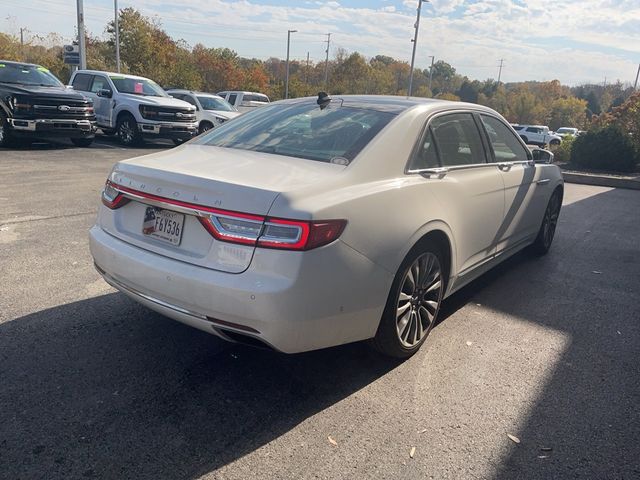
[[0, 210, 96, 226]]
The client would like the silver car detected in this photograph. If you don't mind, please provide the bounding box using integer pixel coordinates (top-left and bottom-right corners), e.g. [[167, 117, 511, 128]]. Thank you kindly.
[[91, 95, 563, 358]]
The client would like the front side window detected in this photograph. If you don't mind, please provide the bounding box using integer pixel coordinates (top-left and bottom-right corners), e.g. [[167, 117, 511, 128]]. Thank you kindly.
[[480, 115, 531, 162], [194, 101, 395, 164], [227, 93, 238, 105], [526, 127, 540, 133], [0, 63, 62, 87], [90, 76, 109, 93], [109, 76, 167, 97], [430, 113, 487, 167]]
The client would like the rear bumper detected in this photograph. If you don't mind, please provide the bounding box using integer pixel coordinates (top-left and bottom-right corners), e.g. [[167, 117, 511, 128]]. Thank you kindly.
[[138, 121, 197, 140], [8, 118, 97, 138], [89, 225, 392, 353]]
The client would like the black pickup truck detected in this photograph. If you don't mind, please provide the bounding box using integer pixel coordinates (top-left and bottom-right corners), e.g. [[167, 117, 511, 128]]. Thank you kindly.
[[0, 60, 97, 147]]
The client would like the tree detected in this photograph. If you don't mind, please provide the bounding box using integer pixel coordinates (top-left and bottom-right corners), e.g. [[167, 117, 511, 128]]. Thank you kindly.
[[549, 97, 588, 129]]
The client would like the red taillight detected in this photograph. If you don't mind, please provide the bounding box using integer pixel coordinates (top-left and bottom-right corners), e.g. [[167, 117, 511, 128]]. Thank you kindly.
[[103, 181, 346, 250], [101, 180, 130, 209]]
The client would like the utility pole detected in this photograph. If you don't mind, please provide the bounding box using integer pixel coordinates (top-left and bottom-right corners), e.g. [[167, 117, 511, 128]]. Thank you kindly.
[[428, 55, 435, 94], [324, 33, 331, 90], [305, 51, 310, 85], [634, 63, 640, 90], [285, 29, 297, 99], [114, 0, 120, 72], [408, 0, 427, 97], [19, 27, 24, 58], [76, 0, 87, 70], [497, 58, 504, 83]]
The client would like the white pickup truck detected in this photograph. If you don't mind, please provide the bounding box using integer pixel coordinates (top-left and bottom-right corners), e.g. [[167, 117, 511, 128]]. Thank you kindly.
[[511, 124, 562, 147], [69, 70, 198, 145], [216, 91, 270, 113]]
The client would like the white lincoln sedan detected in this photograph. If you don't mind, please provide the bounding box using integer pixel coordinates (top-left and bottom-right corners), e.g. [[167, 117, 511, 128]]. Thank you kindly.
[[90, 95, 563, 358]]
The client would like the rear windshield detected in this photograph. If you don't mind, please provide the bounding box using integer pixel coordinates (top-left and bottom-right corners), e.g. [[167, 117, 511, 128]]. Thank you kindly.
[[194, 101, 395, 164]]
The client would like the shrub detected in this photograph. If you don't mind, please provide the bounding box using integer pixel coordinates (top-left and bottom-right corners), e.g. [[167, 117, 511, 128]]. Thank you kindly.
[[551, 135, 574, 164], [570, 125, 638, 173]]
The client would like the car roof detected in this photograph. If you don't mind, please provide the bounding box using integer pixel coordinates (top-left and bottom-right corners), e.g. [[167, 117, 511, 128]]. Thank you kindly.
[[0, 60, 41, 68], [276, 94, 497, 115], [75, 70, 153, 81], [167, 89, 224, 98]]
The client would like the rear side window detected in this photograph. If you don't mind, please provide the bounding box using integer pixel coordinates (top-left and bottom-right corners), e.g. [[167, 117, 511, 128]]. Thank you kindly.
[[72, 73, 92, 91], [480, 115, 531, 162], [243, 94, 269, 103], [410, 128, 440, 170], [430, 113, 487, 167]]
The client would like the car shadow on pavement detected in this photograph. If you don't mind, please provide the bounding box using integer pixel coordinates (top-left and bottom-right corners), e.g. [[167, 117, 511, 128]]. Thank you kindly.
[[474, 187, 639, 479], [0, 293, 402, 479]]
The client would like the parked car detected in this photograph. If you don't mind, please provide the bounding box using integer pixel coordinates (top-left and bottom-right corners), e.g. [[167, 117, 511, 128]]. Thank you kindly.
[[90, 95, 563, 358], [555, 127, 579, 138], [69, 70, 198, 146], [0, 60, 96, 147], [166, 89, 241, 134], [512, 124, 562, 147], [216, 91, 270, 113]]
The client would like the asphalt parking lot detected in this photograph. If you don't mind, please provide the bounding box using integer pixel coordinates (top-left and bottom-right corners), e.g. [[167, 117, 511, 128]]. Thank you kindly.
[[1, 139, 639, 480]]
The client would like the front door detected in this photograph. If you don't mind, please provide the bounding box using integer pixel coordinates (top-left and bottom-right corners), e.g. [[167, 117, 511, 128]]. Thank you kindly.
[[478, 114, 545, 251], [88, 75, 113, 127]]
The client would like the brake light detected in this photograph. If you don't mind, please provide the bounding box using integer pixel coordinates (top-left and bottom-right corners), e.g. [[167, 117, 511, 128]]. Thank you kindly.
[[101, 180, 130, 209], [102, 181, 346, 250]]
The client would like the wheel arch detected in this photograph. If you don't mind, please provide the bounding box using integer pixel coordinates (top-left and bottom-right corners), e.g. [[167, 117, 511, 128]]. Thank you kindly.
[[397, 221, 457, 295]]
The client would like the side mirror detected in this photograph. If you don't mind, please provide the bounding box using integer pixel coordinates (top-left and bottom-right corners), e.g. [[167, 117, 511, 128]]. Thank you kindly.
[[531, 148, 554, 164], [97, 89, 113, 98]]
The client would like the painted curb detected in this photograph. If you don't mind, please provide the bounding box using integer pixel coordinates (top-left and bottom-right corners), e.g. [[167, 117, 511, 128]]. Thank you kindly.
[[562, 171, 640, 190]]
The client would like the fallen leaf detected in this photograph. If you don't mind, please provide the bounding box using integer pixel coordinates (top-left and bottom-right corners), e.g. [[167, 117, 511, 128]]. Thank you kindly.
[[592, 271, 602, 274], [507, 433, 520, 444], [466, 341, 473, 346], [409, 446, 416, 458], [327, 435, 337, 447]]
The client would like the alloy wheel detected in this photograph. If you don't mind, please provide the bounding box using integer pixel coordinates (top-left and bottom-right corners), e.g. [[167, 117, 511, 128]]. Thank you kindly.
[[396, 252, 443, 348], [119, 120, 135, 144]]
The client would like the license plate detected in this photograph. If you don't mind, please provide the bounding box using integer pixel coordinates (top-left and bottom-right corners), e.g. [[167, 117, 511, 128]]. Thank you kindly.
[[142, 207, 184, 246]]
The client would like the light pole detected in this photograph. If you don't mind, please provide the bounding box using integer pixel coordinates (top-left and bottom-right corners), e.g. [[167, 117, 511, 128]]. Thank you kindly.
[[428, 55, 435, 94], [408, 0, 428, 97], [114, 0, 120, 72], [285, 29, 297, 99], [76, 0, 87, 70]]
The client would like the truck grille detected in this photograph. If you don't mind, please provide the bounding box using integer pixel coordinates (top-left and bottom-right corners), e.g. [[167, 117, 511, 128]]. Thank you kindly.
[[139, 106, 196, 123], [29, 99, 94, 120]]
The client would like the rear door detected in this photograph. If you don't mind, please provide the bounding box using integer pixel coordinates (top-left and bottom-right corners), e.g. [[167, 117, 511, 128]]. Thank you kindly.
[[410, 112, 505, 278], [478, 114, 546, 251]]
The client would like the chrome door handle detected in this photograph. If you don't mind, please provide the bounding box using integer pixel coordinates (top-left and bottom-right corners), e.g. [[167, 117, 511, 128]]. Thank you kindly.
[[497, 162, 513, 171], [536, 178, 550, 185], [420, 167, 449, 176]]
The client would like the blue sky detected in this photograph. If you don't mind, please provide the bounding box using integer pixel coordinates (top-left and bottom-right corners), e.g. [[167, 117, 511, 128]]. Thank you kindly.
[[3, 0, 640, 85]]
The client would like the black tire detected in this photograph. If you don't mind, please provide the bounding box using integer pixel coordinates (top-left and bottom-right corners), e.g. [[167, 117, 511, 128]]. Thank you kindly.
[[70, 137, 94, 147], [198, 121, 214, 135], [370, 239, 446, 358], [549, 139, 561, 146], [116, 113, 142, 146], [0, 111, 13, 148], [530, 189, 562, 255], [520, 135, 529, 144]]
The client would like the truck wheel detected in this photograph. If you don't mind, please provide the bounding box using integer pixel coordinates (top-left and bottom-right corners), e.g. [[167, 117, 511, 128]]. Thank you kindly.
[[549, 139, 561, 146], [116, 113, 142, 146], [70, 137, 94, 147], [0, 112, 13, 148], [199, 121, 214, 134]]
